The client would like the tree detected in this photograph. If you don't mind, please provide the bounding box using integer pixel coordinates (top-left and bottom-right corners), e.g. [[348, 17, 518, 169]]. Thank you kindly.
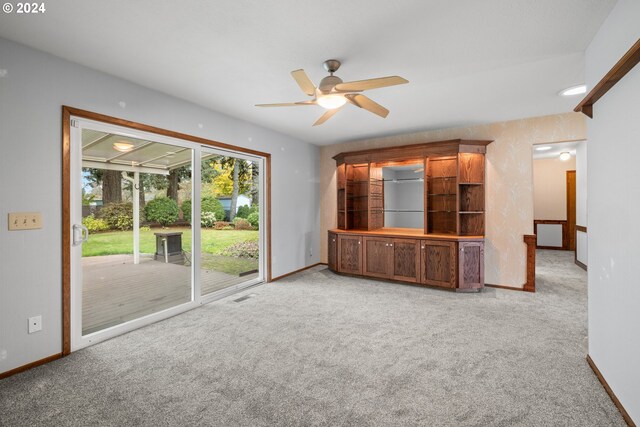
[[230, 160, 240, 221], [250, 162, 259, 205], [102, 170, 122, 204], [166, 167, 191, 203]]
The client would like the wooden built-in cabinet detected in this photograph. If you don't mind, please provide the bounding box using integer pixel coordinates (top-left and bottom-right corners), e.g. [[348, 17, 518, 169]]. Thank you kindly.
[[363, 237, 421, 283], [337, 234, 362, 275], [330, 230, 483, 292], [420, 240, 457, 288], [330, 139, 491, 292]]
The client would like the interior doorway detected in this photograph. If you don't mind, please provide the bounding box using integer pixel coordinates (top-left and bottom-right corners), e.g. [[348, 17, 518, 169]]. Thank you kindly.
[[532, 141, 582, 252], [63, 107, 270, 353]]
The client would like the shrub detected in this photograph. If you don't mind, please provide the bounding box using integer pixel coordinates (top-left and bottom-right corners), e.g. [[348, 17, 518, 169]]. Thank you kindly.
[[247, 212, 259, 229], [82, 214, 109, 233], [144, 197, 179, 227], [233, 217, 253, 230], [201, 211, 217, 228], [181, 200, 192, 222], [181, 197, 226, 224], [221, 240, 259, 259], [213, 221, 234, 230], [202, 196, 226, 222], [99, 202, 135, 230], [236, 204, 258, 219], [140, 226, 151, 232]]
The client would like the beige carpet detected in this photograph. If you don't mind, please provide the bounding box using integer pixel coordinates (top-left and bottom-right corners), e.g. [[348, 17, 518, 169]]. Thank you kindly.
[[0, 250, 625, 426]]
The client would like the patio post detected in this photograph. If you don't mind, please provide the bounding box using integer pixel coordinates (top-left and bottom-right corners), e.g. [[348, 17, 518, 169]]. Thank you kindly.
[[122, 171, 140, 265]]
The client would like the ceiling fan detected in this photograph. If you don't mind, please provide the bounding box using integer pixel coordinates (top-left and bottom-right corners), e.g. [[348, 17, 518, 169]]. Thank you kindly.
[[255, 59, 409, 126]]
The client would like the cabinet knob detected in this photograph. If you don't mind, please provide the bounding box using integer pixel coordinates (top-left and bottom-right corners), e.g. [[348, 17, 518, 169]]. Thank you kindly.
[[332, 239, 335, 242], [358, 241, 361, 245], [385, 243, 388, 247], [460, 248, 464, 252], [421, 246, 424, 249], [390, 244, 393, 247]]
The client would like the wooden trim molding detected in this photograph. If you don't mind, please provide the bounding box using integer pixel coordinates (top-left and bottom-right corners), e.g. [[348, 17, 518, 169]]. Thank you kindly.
[[271, 263, 325, 282], [533, 220, 568, 250], [62, 108, 71, 355], [575, 225, 587, 271], [485, 284, 525, 292], [523, 234, 536, 292], [587, 355, 636, 426], [575, 38, 640, 118], [0, 354, 62, 380], [61, 106, 272, 354]]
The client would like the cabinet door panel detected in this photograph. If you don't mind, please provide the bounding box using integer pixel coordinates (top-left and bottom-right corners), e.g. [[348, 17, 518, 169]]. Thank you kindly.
[[458, 241, 484, 290], [338, 235, 362, 275], [421, 240, 457, 288], [363, 237, 391, 278], [328, 232, 337, 271], [391, 239, 420, 283]]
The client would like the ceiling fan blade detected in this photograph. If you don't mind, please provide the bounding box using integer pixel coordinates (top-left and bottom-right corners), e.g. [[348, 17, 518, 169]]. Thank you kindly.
[[291, 69, 317, 96], [335, 76, 408, 92], [345, 94, 389, 118], [313, 107, 343, 126], [255, 101, 316, 107]]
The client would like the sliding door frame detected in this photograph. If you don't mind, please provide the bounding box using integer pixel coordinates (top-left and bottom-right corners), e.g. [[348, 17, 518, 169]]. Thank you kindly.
[[62, 106, 272, 355]]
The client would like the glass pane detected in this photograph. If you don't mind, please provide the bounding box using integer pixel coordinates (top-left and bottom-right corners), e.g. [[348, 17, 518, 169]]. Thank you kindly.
[[200, 154, 260, 296], [81, 129, 193, 335], [382, 163, 424, 228]]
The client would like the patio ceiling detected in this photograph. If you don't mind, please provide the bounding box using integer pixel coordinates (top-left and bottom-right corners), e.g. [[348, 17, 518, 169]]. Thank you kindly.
[[82, 129, 194, 175]]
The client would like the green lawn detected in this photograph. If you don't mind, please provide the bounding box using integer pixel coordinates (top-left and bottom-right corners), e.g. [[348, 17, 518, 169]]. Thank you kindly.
[[83, 227, 258, 257], [83, 228, 259, 276]]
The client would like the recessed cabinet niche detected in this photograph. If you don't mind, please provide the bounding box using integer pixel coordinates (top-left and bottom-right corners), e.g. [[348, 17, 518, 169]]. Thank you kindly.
[[329, 139, 491, 292]]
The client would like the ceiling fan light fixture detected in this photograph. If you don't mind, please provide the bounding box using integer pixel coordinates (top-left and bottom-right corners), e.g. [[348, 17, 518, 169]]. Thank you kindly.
[[317, 94, 347, 110], [113, 141, 134, 152]]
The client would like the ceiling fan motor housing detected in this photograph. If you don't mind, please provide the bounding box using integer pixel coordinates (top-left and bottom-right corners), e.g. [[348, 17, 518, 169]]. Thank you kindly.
[[319, 75, 343, 93]]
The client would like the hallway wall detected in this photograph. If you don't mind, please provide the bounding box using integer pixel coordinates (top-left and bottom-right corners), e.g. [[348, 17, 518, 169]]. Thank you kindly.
[[585, 0, 640, 423]]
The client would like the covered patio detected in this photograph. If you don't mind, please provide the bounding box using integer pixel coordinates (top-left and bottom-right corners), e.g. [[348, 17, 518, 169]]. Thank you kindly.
[[82, 254, 258, 335]]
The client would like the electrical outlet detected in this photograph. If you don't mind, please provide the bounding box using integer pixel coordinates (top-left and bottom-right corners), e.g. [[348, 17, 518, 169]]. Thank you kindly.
[[8, 212, 42, 230], [28, 316, 42, 334]]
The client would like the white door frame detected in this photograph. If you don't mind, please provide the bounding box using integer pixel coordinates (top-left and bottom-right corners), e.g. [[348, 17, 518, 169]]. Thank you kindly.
[[69, 116, 267, 351]]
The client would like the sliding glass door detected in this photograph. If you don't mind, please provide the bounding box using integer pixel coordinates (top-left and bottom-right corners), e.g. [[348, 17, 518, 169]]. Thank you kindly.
[[70, 117, 266, 350], [199, 148, 265, 298]]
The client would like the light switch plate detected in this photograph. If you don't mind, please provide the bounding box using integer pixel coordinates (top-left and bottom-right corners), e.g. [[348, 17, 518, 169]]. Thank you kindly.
[[8, 212, 42, 230], [28, 315, 42, 334]]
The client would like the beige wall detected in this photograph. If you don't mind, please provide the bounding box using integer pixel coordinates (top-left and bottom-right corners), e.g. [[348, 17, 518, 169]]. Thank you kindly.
[[320, 112, 586, 287], [533, 157, 576, 220]]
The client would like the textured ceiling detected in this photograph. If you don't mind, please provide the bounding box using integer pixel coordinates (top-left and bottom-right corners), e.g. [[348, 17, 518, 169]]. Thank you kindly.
[[0, 0, 616, 145]]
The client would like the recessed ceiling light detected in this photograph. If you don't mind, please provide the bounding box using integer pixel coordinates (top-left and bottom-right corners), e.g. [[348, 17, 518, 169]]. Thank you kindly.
[[535, 146, 552, 151], [559, 85, 587, 96], [559, 152, 571, 161], [113, 141, 134, 152]]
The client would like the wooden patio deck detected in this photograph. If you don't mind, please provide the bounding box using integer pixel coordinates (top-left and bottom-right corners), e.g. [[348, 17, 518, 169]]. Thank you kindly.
[[82, 254, 258, 335]]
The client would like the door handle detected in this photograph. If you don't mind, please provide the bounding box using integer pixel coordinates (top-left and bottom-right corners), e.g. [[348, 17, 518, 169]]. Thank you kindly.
[[73, 224, 89, 246]]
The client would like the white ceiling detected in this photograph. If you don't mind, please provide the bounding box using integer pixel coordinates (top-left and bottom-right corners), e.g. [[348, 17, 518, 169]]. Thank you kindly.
[[0, 0, 616, 146]]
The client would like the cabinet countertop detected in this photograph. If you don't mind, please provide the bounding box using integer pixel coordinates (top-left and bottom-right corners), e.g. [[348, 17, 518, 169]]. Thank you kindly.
[[329, 228, 483, 241]]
